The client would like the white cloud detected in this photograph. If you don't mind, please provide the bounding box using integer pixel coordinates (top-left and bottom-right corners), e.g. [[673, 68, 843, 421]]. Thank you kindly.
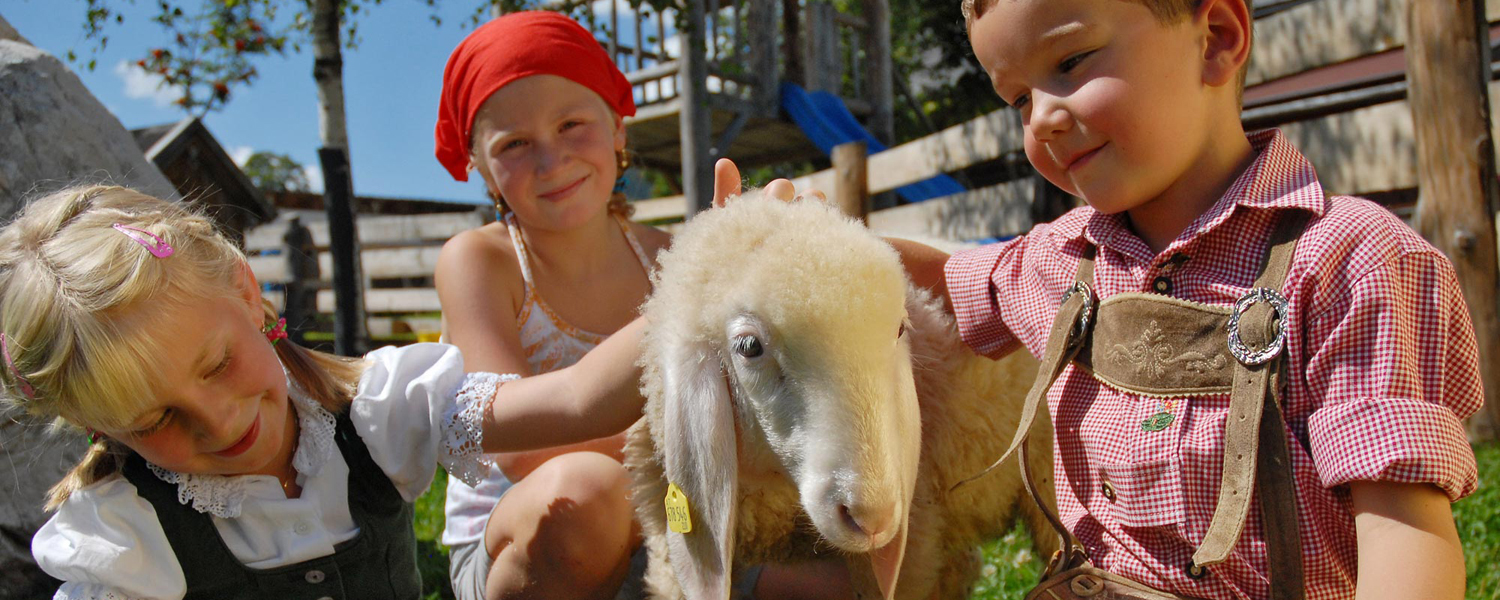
[[228, 146, 254, 166], [303, 164, 324, 194], [113, 60, 183, 107]]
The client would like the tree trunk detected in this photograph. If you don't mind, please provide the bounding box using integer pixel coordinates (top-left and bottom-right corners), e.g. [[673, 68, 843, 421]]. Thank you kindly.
[[310, 0, 369, 355], [1406, 0, 1500, 441]]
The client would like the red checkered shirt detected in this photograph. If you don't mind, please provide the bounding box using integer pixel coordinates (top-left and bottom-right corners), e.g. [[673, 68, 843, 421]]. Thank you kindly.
[[945, 130, 1482, 599]]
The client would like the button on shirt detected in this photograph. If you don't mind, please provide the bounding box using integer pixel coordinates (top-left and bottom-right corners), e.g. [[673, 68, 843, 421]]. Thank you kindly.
[[944, 130, 1482, 599]]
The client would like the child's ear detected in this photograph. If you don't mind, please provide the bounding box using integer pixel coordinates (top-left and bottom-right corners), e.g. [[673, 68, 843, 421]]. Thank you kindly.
[[1198, 0, 1252, 88], [235, 261, 263, 315]]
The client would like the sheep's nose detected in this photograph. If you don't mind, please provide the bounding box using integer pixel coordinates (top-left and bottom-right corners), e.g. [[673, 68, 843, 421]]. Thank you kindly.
[[838, 501, 897, 541]]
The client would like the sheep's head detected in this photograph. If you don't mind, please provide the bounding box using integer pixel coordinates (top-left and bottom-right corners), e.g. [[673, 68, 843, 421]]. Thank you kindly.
[[641, 193, 921, 600]]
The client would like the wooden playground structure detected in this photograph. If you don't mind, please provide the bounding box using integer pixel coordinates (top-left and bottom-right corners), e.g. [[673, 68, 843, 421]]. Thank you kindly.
[[245, 0, 1500, 436]]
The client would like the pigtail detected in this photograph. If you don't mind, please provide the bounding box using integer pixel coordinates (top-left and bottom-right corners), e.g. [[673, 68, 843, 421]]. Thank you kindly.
[[44, 437, 129, 511], [264, 301, 365, 414]]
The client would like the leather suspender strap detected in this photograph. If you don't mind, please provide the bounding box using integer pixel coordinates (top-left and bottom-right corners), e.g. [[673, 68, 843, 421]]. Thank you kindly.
[[956, 247, 1096, 561], [1191, 211, 1310, 600]]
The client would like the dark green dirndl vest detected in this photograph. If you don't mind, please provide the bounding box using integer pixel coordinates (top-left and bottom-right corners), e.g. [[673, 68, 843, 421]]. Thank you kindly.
[[122, 411, 422, 600]]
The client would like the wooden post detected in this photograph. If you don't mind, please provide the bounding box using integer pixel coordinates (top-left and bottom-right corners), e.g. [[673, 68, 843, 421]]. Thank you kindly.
[[782, 0, 803, 87], [864, 0, 894, 147], [749, 0, 780, 116], [1406, 0, 1500, 440], [681, 0, 714, 216], [804, 3, 841, 93], [833, 141, 869, 222]]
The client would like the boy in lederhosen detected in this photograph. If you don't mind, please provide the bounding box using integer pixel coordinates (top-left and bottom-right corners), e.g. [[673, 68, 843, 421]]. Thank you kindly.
[[890, 0, 1484, 598]]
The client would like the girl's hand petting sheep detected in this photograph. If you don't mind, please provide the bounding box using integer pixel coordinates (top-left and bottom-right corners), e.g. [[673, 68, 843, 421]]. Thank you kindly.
[[712, 158, 826, 208]]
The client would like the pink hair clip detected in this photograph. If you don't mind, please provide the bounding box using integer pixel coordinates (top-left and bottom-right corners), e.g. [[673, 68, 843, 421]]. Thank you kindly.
[[112, 223, 174, 258], [0, 333, 36, 400]]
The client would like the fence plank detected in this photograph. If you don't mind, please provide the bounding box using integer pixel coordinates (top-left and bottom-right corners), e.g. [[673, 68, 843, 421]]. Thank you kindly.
[[250, 246, 445, 284], [866, 179, 1032, 242], [244, 211, 485, 251], [317, 288, 441, 313]]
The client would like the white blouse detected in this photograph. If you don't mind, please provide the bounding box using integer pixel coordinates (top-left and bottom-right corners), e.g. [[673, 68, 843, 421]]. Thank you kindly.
[[31, 343, 515, 600]]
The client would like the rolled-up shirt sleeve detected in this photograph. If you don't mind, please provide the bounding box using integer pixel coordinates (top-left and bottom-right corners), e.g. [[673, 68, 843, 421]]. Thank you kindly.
[[1303, 251, 1483, 501], [35, 477, 187, 600], [946, 238, 1025, 359], [352, 343, 518, 502]]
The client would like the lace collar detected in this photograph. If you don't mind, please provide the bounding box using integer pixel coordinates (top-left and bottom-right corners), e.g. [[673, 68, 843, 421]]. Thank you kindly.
[[146, 378, 339, 518]]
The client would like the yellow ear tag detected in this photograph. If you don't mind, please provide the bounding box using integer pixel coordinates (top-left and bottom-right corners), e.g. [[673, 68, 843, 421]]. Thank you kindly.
[[664, 482, 693, 534]]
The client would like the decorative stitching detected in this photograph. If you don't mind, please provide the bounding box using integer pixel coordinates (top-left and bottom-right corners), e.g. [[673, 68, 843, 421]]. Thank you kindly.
[[1106, 320, 1229, 380]]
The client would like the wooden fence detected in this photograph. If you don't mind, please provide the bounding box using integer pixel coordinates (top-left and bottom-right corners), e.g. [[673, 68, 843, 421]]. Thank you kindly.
[[247, 209, 487, 342]]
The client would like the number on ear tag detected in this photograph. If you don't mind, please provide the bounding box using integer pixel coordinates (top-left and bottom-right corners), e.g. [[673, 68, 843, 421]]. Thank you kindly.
[[665, 482, 693, 534]]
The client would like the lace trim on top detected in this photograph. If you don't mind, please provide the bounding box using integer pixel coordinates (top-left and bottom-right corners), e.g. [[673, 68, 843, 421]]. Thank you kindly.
[[146, 382, 337, 519], [441, 371, 520, 487]]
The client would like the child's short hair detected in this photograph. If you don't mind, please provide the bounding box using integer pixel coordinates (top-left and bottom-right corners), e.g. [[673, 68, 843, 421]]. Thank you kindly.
[[0, 185, 361, 508], [961, 0, 1201, 30], [961, 0, 1250, 97]]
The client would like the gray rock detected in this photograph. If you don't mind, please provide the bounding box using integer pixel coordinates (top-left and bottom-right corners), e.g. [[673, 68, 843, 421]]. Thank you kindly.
[[0, 15, 175, 600], [0, 15, 177, 220], [0, 414, 80, 600]]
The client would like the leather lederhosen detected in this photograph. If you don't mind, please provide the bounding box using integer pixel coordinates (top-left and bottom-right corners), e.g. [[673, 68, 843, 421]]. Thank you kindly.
[[122, 411, 422, 600], [975, 211, 1312, 600]]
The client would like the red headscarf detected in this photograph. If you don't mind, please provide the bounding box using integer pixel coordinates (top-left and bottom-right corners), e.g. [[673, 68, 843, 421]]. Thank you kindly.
[[435, 11, 636, 181]]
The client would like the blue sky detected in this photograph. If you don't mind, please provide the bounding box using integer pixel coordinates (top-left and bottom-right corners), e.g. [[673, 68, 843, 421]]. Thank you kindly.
[[5, 0, 543, 205]]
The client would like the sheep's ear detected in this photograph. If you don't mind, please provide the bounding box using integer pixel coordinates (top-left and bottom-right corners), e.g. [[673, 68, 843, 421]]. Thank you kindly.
[[659, 340, 738, 600], [868, 517, 908, 600]]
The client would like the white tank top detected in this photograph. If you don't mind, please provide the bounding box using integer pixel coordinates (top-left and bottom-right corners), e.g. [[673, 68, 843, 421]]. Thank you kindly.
[[441, 212, 653, 546]]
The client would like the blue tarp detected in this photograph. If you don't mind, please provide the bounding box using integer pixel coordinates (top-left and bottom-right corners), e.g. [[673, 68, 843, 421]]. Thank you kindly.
[[779, 83, 966, 203]]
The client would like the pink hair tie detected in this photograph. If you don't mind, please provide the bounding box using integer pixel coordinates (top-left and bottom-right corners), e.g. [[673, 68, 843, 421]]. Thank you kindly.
[[0, 333, 36, 400], [263, 318, 288, 345], [112, 223, 174, 258]]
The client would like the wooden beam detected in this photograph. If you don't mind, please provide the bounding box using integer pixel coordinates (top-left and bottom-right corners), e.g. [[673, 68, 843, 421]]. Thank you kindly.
[[1249, 0, 1500, 87], [1406, 0, 1500, 439]]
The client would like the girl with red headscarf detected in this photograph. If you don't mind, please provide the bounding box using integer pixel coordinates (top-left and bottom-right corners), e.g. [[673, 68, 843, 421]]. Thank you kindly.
[[433, 10, 670, 600], [433, 11, 855, 600]]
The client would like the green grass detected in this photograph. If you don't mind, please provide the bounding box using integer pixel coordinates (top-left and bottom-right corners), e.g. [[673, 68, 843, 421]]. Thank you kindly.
[[413, 444, 1500, 599], [416, 468, 455, 600], [1456, 442, 1500, 599]]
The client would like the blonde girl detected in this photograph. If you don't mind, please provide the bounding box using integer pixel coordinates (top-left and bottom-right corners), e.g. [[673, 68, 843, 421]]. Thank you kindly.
[[1, 185, 648, 600]]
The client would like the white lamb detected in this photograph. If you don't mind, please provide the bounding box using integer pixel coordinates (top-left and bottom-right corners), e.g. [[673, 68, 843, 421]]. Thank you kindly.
[[625, 194, 1058, 600]]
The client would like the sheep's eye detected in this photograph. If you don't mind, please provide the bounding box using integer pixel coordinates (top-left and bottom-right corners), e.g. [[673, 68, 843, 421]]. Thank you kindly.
[[898, 322, 907, 338], [732, 334, 764, 358]]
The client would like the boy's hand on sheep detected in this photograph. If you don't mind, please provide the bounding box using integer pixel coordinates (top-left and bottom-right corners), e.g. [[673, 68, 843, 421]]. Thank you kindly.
[[712, 158, 826, 208]]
